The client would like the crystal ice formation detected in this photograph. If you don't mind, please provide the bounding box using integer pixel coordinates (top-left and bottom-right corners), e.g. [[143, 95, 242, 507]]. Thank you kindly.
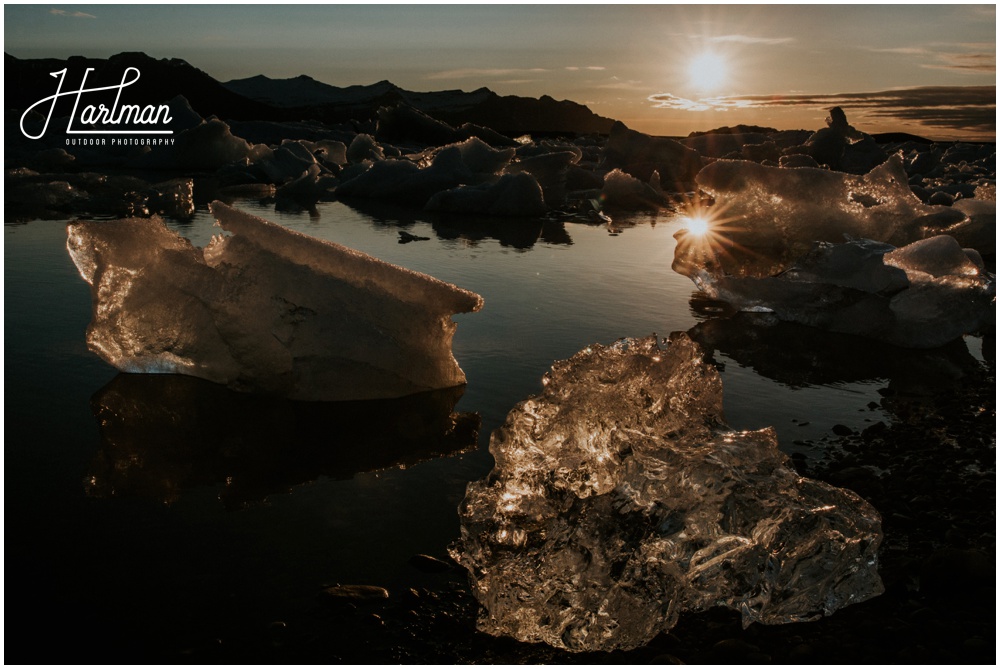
[[66, 201, 483, 400], [694, 155, 972, 252], [451, 334, 883, 652]]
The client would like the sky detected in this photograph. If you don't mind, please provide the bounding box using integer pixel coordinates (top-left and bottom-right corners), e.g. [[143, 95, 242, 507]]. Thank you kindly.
[[5, 4, 996, 139]]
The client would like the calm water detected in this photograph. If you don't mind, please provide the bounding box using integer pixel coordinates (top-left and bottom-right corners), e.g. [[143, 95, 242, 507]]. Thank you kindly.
[[5, 200, 983, 660]]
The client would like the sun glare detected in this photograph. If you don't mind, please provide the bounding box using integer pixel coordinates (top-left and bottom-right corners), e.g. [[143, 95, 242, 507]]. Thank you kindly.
[[684, 215, 711, 236], [687, 51, 728, 93]]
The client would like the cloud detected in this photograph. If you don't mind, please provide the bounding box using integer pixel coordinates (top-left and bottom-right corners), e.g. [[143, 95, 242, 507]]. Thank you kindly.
[[867, 47, 929, 55], [923, 52, 995, 73], [709, 34, 794, 45], [866, 43, 995, 74], [425, 67, 548, 80], [643, 93, 748, 112], [648, 86, 996, 135], [49, 8, 96, 19], [565, 66, 606, 71], [594, 78, 645, 91]]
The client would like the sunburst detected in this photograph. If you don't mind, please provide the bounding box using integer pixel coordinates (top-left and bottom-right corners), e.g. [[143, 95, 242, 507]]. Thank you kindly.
[[687, 51, 728, 93]]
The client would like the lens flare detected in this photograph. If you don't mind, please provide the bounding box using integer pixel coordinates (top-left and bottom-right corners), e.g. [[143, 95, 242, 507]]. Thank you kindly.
[[683, 215, 711, 236]]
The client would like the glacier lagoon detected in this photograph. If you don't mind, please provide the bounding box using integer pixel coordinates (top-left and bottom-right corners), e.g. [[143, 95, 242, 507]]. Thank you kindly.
[[4, 198, 992, 662]]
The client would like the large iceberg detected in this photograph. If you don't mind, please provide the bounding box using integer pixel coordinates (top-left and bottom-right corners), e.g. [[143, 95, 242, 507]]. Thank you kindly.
[[67, 202, 483, 400], [451, 334, 883, 652], [693, 155, 977, 255]]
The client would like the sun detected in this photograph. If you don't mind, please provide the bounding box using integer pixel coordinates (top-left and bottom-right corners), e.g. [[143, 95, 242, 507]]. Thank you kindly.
[[683, 215, 711, 236], [687, 51, 728, 93]]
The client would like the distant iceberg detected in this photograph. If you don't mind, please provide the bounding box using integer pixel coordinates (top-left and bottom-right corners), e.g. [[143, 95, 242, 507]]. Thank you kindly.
[[67, 202, 483, 400], [674, 155, 995, 347], [451, 334, 883, 652]]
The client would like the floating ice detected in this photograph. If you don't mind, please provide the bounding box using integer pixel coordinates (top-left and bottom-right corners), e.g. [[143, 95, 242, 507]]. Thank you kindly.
[[678, 235, 994, 349], [67, 202, 483, 400], [694, 155, 970, 252], [336, 148, 475, 207], [426, 172, 545, 217], [6, 171, 194, 221], [346, 133, 385, 163], [133, 119, 272, 171], [601, 121, 703, 189], [947, 198, 996, 251], [274, 163, 339, 207], [601, 167, 669, 210], [781, 107, 887, 173], [451, 334, 883, 652], [376, 103, 462, 146], [502, 149, 578, 206], [451, 137, 516, 175]]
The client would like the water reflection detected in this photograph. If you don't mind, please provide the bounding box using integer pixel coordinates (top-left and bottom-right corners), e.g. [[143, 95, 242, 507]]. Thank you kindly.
[[86, 373, 480, 508], [687, 311, 983, 394], [333, 198, 571, 249]]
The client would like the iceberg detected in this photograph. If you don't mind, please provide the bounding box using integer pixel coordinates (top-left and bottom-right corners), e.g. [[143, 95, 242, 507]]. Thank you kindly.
[[425, 172, 546, 217], [676, 235, 994, 349], [601, 121, 703, 189], [693, 155, 974, 253], [67, 202, 483, 400], [131, 118, 273, 171], [600, 167, 669, 210], [451, 334, 883, 653]]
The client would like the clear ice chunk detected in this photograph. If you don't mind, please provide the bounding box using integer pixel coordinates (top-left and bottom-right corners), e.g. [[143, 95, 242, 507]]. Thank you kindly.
[[67, 201, 483, 400], [451, 334, 883, 652], [694, 155, 971, 251]]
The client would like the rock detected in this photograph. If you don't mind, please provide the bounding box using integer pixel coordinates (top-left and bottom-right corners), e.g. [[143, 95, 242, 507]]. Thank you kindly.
[[322, 585, 390, 602]]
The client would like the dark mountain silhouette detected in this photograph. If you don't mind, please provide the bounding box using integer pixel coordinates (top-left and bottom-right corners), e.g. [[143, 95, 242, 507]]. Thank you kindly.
[[6, 52, 280, 123], [225, 73, 616, 137], [224, 74, 493, 112], [7, 52, 616, 137]]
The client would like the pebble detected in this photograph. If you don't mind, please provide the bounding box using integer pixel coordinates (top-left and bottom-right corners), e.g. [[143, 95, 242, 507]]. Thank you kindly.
[[322, 584, 390, 603]]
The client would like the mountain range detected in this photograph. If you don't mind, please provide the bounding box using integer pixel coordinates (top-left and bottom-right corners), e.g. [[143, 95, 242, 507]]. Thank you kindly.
[[7, 52, 616, 137]]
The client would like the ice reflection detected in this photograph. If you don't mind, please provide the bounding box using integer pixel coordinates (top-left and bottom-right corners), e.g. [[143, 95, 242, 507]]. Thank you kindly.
[[86, 373, 479, 508], [339, 197, 574, 249], [687, 311, 984, 393]]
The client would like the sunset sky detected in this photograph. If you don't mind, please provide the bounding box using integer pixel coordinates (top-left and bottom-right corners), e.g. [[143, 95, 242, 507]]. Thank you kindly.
[[5, 4, 996, 139]]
